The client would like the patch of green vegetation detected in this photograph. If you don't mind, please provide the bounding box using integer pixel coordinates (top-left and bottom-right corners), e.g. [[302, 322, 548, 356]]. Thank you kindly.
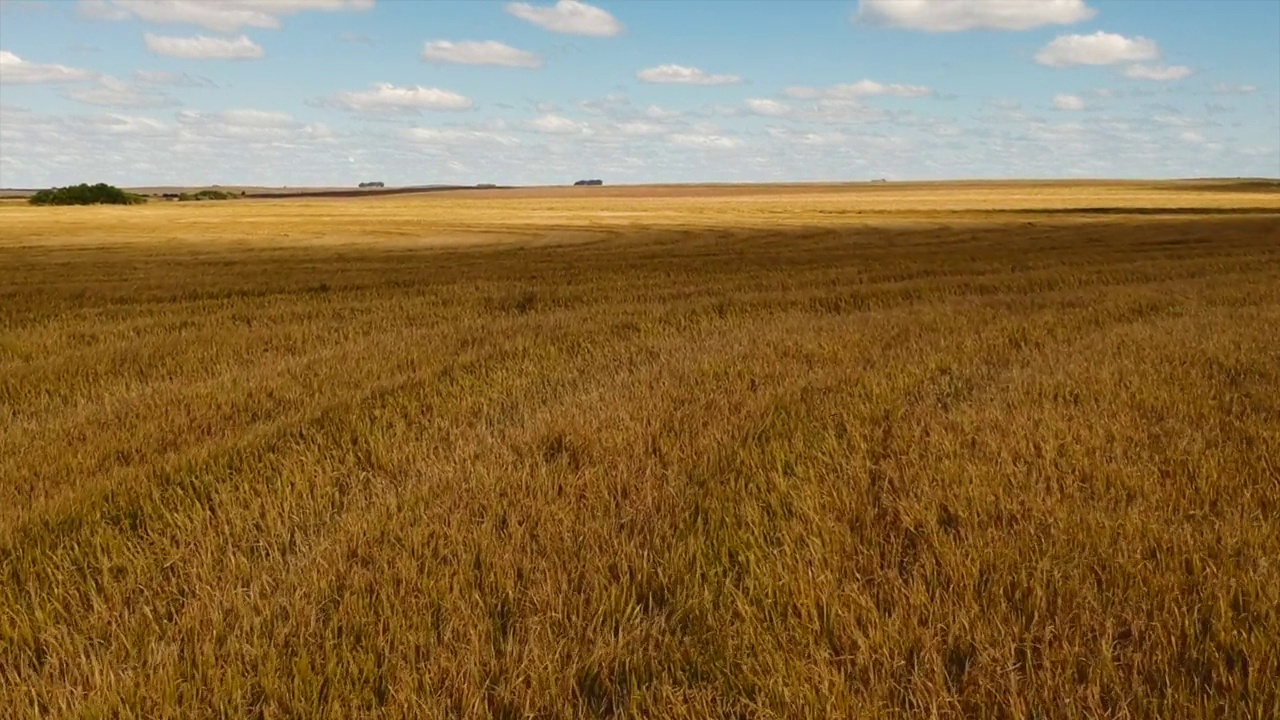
[[28, 183, 147, 206], [178, 190, 238, 202]]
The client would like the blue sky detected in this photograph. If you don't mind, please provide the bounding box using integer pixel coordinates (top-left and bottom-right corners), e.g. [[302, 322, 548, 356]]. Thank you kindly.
[[1, 0, 1277, 187]]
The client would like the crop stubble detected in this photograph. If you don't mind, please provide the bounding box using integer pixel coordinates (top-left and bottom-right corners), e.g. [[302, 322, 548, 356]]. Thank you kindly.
[[2, 182, 1279, 718]]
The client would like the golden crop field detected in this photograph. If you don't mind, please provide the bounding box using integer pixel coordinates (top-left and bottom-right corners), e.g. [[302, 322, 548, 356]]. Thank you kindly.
[[2, 181, 1279, 718]]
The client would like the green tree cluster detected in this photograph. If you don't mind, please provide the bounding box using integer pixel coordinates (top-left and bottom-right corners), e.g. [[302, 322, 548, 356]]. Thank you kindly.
[[28, 183, 147, 206], [179, 190, 237, 201]]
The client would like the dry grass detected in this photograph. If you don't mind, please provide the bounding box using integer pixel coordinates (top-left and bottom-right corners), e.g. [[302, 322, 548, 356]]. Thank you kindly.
[[2, 182, 1279, 718]]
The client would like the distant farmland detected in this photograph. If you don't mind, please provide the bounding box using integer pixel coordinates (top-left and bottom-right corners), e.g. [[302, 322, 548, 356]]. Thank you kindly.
[[1, 182, 519, 198], [2, 181, 1279, 718]]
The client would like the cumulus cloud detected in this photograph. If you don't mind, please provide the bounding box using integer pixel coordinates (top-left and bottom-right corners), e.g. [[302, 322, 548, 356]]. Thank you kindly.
[[11, 115, 453, 189], [0, 50, 94, 84], [498, 107, 684, 144], [321, 82, 474, 113], [402, 127, 521, 147], [1052, 94, 1085, 111], [421, 40, 542, 68], [505, 1, 623, 37], [4, 100, 1276, 188], [985, 98, 1022, 110], [668, 132, 742, 149], [784, 129, 848, 146], [856, 0, 1095, 32], [612, 120, 665, 136], [1122, 64, 1192, 81], [209, 109, 297, 128], [1035, 31, 1159, 68], [579, 92, 632, 116], [405, 104, 683, 155], [645, 105, 681, 120], [789, 99, 896, 125], [85, 113, 172, 136], [173, 108, 336, 143], [530, 113, 590, 134], [0, 106, 357, 188], [144, 33, 264, 59], [1211, 82, 1258, 95], [745, 98, 792, 117], [637, 64, 741, 86], [79, 0, 374, 32], [76, 0, 130, 21], [784, 79, 933, 100], [134, 69, 218, 87], [63, 75, 177, 107]]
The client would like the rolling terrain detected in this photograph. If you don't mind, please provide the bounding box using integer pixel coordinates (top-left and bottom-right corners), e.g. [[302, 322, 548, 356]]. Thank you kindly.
[[2, 181, 1279, 718]]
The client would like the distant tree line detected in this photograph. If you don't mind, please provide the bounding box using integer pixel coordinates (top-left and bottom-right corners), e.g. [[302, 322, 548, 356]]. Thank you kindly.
[[574, 179, 603, 186], [29, 183, 146, 206], [359, 181, 385, 188], [178, 189, 238, 201]]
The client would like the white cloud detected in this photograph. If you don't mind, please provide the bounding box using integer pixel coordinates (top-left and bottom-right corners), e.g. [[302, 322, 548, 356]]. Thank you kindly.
[[767, 127, 854, 147], [1035, 31, 1160, 68], [1179, 131, 1205, 143], [1122, 64, 1192, 81], [0, 50, 94, 84], [505, 1, 623, 37], [174, 108, 324, 142], [0, 107, 365, 188], [134, 69, 218, 87], [636, 64, 741, 86], [15, 106, 319, 148], [530, 113, 590, 134], [3, 102, 1273, 188], [407, 106, 678, 150], [300, 123, 336, 141], [1151, 112, 1199, 128], [856, 0, 1095, 31], [1211, 82, 1259, 95], [79, 0, 374, 32], [784, 79, 932, 99], [215, 109, 297, 128], [421, 40, 542, 68], [63, 75, 177, 107], [77, 0, 130, 20], [612, 120, 665, 136], [1053, 94, 1085, 111], [985, 98, 1022, 110], [745, 98, 792, 117], [403, 127, 520, 146], [668, 132, 742, 149], [144, 33, 264, 60], [323, 82, 473, 113], [86, 113, 172, 136], [579, 92, 631, 116], [644, 105, 681, 120], [805, 99, 895, 124]]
